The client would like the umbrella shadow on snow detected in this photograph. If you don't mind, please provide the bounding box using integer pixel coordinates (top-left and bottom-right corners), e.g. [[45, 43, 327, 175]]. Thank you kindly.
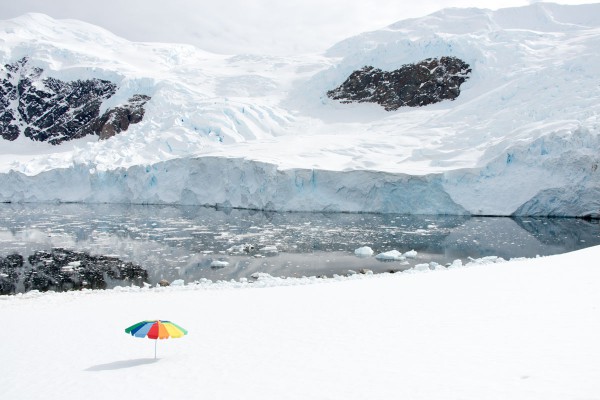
[[85, 358, 159, 371]]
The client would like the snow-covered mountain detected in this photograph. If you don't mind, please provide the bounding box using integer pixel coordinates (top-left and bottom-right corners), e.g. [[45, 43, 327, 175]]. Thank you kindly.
[[1, 3, 599, 216]]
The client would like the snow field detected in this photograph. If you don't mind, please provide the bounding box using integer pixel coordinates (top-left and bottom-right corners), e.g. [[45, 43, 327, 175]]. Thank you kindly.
[[1, 246, 599, 399]]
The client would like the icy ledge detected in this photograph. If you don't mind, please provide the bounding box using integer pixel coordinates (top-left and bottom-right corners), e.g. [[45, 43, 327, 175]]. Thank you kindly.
[[0, 127, 599, 217]]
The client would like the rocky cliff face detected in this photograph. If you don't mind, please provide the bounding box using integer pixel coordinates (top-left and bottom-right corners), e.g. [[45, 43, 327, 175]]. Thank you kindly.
[[327, 56, 471, 111], [93, 94, 151, 140], [0, 57, 150, 144]]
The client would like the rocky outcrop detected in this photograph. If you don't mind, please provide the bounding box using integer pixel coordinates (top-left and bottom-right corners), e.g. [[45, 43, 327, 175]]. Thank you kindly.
[[327, 56, 471, 111], [0, 254, 24, 295], [0, 57, 150, 144], [93, 94, 151, 140], [0, 248, 148, 294]]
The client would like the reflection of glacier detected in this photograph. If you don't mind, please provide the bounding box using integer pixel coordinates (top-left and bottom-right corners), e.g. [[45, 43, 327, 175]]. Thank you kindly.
[[0, 204, 598, 286], [441, 217, 600, 261], [441, 218, 554, 260], [513, 218, 600, 248]]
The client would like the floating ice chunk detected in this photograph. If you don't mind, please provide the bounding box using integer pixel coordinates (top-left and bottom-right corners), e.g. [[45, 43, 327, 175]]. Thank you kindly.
[[171, 279, 185, 286], [448, 259, 463, 269], [227, 243, 256, 253], [403, 250, 417, 259], [466, 256, 506, 265], [228, 245, 244, 253], [413, 263, 430, 271], [375, 250, 406, 261], [260, 245, 278, 253], [413, 262, 444, 271], [430, 262, 445, 271], [354, 246, 374, 257], [211, 260, 230, 268], [250, 272, 273, 280]]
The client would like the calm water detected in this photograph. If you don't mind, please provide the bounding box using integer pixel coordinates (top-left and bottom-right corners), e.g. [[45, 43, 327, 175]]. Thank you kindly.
[[1, 203, 599, 291]]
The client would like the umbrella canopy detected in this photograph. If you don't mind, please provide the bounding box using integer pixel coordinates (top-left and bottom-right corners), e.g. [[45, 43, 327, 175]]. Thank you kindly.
[[125, 320, 187, 358], [125, 320, 188, 339]]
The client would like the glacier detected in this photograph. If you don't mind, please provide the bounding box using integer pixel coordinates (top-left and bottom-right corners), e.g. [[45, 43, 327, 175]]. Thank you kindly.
[[1, 3, 600, 216], [0, 157, 467, 214]]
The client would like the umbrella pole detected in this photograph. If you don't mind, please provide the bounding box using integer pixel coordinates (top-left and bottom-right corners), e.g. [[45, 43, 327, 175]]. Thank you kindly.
[[154, 339, 157, 359]]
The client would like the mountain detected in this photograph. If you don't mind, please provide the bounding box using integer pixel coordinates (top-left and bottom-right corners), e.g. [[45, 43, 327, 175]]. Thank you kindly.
[[0, 4, 599, 217]]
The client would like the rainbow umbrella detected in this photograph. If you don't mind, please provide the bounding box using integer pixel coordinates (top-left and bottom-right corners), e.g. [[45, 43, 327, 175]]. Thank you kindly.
[[125, 320, 188, 359]]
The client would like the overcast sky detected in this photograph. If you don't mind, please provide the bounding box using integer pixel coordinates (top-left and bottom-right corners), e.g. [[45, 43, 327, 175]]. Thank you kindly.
[[1, 1, 597, 54]]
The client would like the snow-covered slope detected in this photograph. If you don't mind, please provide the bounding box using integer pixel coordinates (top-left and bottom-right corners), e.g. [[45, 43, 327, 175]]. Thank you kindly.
[[1, 3, 600, 216], [2, 246, 600, 400]]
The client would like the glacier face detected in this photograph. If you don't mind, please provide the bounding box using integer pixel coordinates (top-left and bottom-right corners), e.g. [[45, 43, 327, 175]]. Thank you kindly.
[[442, 127, 600, 217], [0, 4, 600, 216], [1, 128, 598, 216], [0, 157, 467, 214]]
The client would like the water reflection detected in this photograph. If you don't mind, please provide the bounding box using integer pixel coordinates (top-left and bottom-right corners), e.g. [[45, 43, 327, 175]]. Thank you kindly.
[[0, 203, 598, 292]]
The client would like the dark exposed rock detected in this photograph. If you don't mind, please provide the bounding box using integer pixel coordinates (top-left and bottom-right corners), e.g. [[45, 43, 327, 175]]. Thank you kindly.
[[93, 94, 151, 140], [20, 248, 148, 292], [327, 56, 471, 111], [0, 254, 24, 295], [0, 57, 151, 144]]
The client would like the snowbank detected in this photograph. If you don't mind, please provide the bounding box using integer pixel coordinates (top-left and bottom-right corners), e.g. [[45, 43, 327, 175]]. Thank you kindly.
[[2, 245, 599, 400]]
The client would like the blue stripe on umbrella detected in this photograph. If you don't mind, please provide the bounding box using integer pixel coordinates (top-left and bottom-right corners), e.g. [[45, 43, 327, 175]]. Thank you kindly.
[[128, 321, 149, 335], [133, 322, 153, 338]]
